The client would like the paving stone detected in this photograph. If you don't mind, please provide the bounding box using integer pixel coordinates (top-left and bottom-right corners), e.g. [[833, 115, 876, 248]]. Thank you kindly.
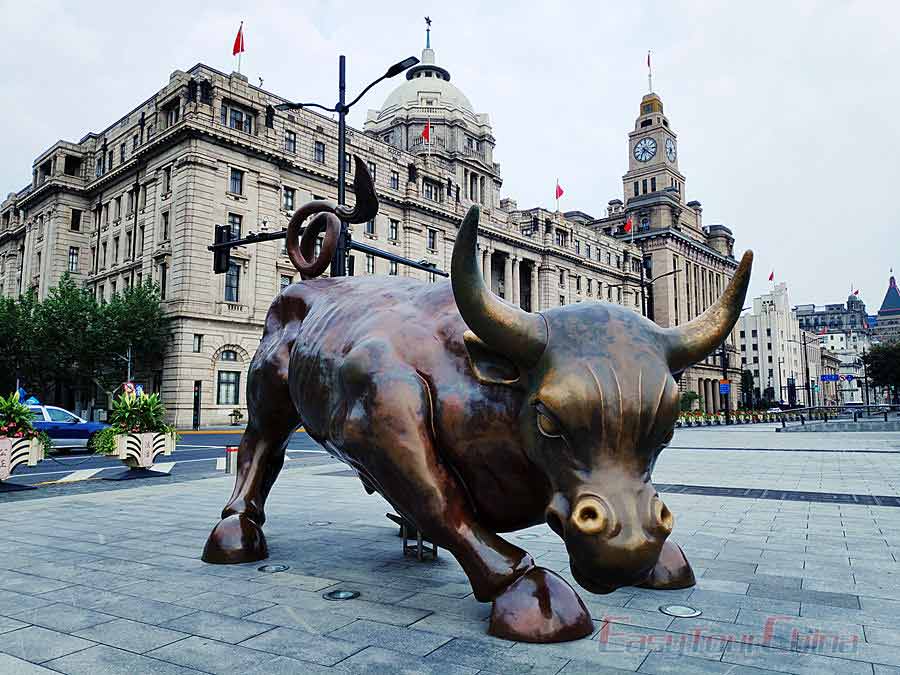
[[335, 645, 479, 674], [0, 625, 96, 664], [242, 604, 357, 634], [557, 659, 644, 674], [161, 610, 274, 644], [397, 591, 490, 620], [146, 634, 280, 674], [241, 654, 336, 674], [0, 652, 58, 674], [424, 636, 568, 674], [721, 640, 874, 674], [747, 584, 861, 609], [0, 616, 29, 634], [0, 589, 55, 614], [42, 644, 203, 674], [10, 603, 116, 633], [328, 618, 452, 656], [72, 617, 190, 654], [172, 590, 276, 618], [239, 625, 363, 665], [638, 651, 783, 674]]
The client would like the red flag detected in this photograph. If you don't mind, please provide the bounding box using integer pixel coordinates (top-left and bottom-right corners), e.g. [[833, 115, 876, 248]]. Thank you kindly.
[[555, 182, 564, 200], [818, 327, 827, 335], [623, 218, 632, 233], [232, 22, 245, 56], [768, 271, 774, 282], [421, 120, 430, 142]]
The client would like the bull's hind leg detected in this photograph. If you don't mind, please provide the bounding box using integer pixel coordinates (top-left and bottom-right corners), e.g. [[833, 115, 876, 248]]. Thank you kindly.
[[202, 349, 300, 564], [340, 346, 591, 641]]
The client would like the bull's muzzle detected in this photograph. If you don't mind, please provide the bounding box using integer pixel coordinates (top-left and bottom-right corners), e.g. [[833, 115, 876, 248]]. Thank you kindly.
[[546, 489, 674, 594]]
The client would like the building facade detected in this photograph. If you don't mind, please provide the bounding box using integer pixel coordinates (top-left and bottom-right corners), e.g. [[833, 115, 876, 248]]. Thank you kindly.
[[874, 274, 900, 344], [0, 39, 743, 424]]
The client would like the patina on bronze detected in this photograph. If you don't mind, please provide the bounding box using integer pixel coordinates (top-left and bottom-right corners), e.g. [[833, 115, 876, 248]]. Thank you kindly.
[[202, 166, 752, 643]]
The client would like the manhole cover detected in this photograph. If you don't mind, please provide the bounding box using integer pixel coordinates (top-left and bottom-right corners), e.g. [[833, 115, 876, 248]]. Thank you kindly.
[[258, 564, 290, 573], [659, 604, 702, 618], [517, 533, 540, 540], [308, 521, 333, 527], [323, 589, 360, 601]]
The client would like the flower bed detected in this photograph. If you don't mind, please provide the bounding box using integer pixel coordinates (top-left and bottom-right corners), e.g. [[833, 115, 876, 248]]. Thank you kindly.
[[93, 392, 177, 470], [0, 391, 51, 482]]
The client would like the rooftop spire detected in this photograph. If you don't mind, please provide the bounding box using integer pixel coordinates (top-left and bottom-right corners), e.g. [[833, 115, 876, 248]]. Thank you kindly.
[[647, 49, 653, 93], [425, 16, 432, 49]]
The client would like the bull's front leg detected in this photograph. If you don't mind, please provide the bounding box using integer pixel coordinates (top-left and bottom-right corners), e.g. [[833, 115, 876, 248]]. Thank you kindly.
[[340, 351, 592, 642], [636, 540, 696, 590]]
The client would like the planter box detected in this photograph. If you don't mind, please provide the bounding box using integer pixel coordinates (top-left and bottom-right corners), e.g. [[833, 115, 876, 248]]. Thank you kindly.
[[0, 437, 44, 481], [113, 432, 175, 469]]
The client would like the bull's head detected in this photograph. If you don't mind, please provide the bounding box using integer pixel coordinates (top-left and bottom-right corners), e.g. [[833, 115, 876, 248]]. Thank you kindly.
[[451, 206, 752, 593]]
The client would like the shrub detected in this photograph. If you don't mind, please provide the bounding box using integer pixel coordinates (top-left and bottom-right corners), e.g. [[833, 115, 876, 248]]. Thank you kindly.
[[0, 391, 53, 453], [89, 426, 119, 455], [109, 391, 175, 435]]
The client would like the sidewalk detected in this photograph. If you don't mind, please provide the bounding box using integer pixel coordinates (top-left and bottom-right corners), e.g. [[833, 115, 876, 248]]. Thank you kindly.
[[0, 429, 899, 673]]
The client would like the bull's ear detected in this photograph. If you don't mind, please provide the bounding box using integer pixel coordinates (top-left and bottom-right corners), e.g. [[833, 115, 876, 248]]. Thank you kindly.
[[463, 330, 522, 386]]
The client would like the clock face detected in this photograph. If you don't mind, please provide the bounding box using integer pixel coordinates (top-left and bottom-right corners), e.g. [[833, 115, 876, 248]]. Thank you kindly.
[[665, 138, 676, 162], [633, 137, 657, 162]]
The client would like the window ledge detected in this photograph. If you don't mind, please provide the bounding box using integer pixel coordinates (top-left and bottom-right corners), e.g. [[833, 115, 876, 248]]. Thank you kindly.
[[227, 193, 247, 202]]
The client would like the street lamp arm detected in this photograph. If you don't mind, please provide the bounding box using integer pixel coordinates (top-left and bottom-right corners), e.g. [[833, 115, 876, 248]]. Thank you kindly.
[[343, 76, 387, 112], [274, 101, 336, 114]]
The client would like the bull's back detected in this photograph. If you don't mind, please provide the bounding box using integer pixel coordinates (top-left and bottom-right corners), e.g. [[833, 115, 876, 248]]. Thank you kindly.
[[272, 275, 550, 530]]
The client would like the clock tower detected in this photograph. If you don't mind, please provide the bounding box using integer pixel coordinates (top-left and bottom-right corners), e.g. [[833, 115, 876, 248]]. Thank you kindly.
[[620, 92, 697, 237]]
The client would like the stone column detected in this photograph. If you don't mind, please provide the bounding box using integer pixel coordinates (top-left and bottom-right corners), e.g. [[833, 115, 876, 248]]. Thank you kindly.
[[511, 257, 520, 306], [531, 264, 539, 312], [704, 380, 712, 413], [503, 255, 512, 301], [484, 247, 493, 292], [481, 247, 487, 278]]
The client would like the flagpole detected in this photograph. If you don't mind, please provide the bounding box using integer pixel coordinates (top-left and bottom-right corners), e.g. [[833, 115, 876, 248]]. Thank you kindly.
[[555, 177, 559, 213], [237, 21, 243, 74]]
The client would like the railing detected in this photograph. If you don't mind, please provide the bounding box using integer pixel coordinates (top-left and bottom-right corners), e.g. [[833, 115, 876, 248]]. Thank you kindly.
[[771, 404, 900, 428]]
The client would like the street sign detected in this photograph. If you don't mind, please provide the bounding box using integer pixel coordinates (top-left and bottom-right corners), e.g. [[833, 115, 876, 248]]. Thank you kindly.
[[719, 381, 731, 395], [846, 374, 855, 381], [820, 374, 839, 382]]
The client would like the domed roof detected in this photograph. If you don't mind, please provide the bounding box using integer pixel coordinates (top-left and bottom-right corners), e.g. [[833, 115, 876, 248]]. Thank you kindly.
[[378, 47, 475, 117]]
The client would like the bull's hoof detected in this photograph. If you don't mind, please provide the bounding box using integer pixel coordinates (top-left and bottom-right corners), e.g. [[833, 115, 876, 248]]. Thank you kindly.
[[202, 514, 268, 564], [636, 540, 695, 590], [488, 567, 593, 643]]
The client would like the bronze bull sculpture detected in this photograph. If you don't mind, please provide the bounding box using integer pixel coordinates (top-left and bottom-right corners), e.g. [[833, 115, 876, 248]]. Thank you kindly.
[[203, 166, 752, 642]]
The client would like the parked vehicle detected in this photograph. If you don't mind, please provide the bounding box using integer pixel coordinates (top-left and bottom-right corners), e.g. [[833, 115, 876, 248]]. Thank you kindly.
[[766, 407, 782, 414], [27, 405, 108, 450]]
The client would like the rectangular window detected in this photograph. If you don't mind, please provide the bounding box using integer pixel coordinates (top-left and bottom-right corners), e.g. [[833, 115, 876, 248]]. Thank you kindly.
[[280, 274, 292, 291], [650, 176, 656, 191], [367, 161, 377, 182], [225, 261, 240, 302], [119, 143, 126, 164], [166, 105, 179, 127], [125, 231, 132, 260], [139, 226, 145, 254], [427, 228, 437, 251], [424, 181, 434, 201], [283, 187, 295, 211], [67, 247, 79, 273], [575, 276, 581, 292], [365, 254, 375, 274], [101, 242, 107, 267], [163, 166, 171, 192], [217, 371, 240, 405], [314, 141, 326, 163], [389, 219, 399, 241], [390, 171, 400, 189], [574, 240, 580, 255], [161, 212, 170, 240], [227, 213, 242, 240], [389, 260, 398, 275], [642, 179, 648, 194], [365, 219, 376, 236], [284, 130, 297, 153], [229, 168, 244, 195], [115, 196, 122, 219], [585, 244, 591, 259], [113, 236, 120, 262], [193, 334, 203, 352], [132, 134, 138, 151], [559, 270, 565, 287], [633, 181, 639, 197], [111, 280, 117, 296], [227, 107, 251, 133], [159, 262, 168, 300], [71, 209, 81, 232], [560, 295, 566, 306]]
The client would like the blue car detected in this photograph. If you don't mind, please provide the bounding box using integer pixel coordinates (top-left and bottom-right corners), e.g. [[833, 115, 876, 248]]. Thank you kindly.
[[28, 405, 108, 450]]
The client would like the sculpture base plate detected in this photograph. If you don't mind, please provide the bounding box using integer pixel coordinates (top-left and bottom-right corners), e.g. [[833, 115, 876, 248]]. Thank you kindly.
[[0, 481, 37, 492], [103, 468, 170, 481]]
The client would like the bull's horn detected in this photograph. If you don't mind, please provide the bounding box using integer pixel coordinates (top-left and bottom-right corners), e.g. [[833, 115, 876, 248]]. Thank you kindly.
[[451, 206, 548, 365], [663, 250, 753, 373], [336, 155, 379, 224]]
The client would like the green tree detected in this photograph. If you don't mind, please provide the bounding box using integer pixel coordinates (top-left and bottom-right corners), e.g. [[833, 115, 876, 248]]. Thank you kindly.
[[680, 391, 699, 412], [740, 369, 755, 408], [864, 344, 900, 401]]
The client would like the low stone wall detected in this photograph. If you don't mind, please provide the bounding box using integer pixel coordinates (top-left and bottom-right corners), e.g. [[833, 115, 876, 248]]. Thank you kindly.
[[778, 420, 900, 433]]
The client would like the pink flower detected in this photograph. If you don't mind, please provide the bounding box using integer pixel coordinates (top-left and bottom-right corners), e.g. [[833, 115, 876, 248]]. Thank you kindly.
[[13, 431, 22, 438]]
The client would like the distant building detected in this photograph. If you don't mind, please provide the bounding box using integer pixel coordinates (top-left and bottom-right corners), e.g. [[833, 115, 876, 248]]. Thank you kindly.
[[820, 350, 842, 405], [737, 283, 808, 406], [874, 273, 900, 344]]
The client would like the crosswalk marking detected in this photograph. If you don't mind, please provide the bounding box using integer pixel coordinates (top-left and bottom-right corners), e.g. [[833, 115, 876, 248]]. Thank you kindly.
[[55, 468, 105, 483], [153, 462, 175, 474]]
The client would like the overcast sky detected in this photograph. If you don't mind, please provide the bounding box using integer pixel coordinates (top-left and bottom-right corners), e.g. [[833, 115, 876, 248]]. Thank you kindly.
[[4, 1, 898, 309]]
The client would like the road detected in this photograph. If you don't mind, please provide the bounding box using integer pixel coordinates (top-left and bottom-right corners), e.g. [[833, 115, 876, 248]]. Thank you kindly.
[[2, 429, 337, 494]]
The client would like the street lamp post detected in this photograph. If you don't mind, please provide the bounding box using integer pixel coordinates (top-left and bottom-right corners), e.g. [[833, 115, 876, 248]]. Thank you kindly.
[[276, 54, 419, 277]]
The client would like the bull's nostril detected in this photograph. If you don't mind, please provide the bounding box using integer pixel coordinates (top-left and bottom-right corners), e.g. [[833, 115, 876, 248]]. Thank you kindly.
[[573, 497, 608, 536], [653, 498, 674, 535]]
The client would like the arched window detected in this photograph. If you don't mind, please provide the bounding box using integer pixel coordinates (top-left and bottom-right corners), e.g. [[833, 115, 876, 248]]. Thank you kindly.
[[220, 350, 237, 362]]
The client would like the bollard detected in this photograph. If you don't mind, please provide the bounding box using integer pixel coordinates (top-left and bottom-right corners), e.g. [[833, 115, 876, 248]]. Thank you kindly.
[[800, 415, 805, 425], [853, 411, 858, 423], [226, 446, 239, 474]]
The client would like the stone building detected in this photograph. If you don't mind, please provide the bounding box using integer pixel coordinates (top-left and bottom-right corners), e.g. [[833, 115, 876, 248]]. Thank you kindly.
[[795, 292, 870, 335], [873, 273, 900, 344], [737, 283, 808, 406], [586, 92, 743, 411], [0, 36, 742, 425], [820, 349, 842, 405]]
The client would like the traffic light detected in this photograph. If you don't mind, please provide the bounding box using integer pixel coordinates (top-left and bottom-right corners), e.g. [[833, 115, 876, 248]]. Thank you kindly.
[[213, 224, 231, 274]]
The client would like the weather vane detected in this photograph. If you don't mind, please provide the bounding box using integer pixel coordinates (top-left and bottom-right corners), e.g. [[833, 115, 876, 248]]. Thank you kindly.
[[425, 16, 432, 48]]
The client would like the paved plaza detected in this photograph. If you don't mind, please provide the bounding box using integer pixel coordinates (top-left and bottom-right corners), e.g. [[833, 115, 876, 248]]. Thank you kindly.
[[1, 427, 900, 674]]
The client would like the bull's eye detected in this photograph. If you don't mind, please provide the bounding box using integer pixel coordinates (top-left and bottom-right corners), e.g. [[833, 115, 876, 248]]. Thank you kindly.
[[537, 410, 563, 438]]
